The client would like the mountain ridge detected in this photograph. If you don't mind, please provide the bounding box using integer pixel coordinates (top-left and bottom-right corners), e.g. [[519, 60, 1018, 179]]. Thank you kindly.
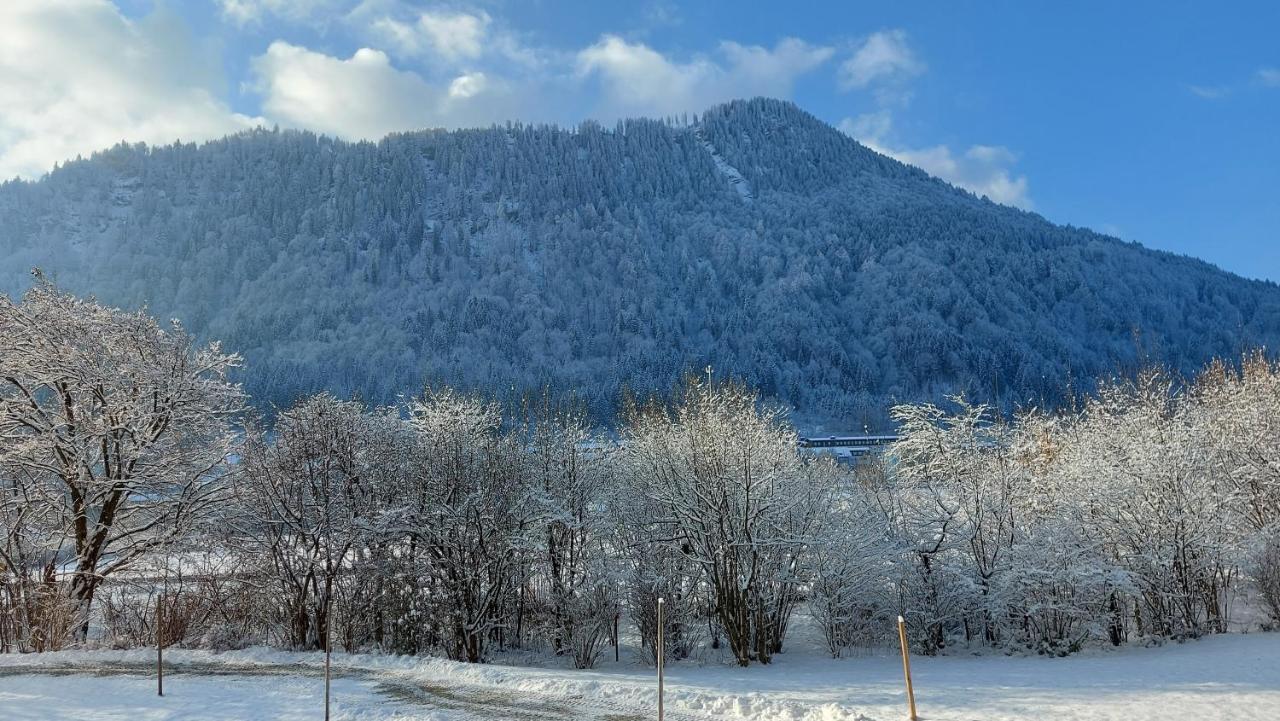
[[1, 97, 1276, 424]]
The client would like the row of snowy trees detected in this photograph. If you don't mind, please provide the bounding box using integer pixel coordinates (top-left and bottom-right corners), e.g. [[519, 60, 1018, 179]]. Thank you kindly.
[[220, 380, 832, 667], [812, 361, 1280, 656], [2, 282, 1279, 665]]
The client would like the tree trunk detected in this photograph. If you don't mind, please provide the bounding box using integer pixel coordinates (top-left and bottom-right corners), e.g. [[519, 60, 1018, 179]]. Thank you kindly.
[[66, 568, 100, 644]]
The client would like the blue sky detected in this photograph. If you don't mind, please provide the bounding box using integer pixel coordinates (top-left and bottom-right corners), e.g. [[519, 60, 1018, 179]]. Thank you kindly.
[[3, 1, 1277, 280]]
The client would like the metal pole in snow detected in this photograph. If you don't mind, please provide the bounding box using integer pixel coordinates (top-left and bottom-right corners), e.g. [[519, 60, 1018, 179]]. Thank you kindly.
[[657, 597, 665, 721], [897, 615, 918, 721]]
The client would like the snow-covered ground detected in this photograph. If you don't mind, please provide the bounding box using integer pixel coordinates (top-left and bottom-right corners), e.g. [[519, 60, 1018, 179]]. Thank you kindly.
[[0, 672, 423, 721], [2, 633, 1278, 720]]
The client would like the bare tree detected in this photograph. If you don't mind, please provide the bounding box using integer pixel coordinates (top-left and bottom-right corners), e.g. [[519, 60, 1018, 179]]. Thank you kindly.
[[621, 377, 827, 666], [1195, 354, 1280, 533], [521, 393, 617, 667], [236, 395, 378, 649], [1055, 371, 1238, 638], [0, 276, 243, 643], [810, 461, 897, 657], [403, 389, 527, 662]]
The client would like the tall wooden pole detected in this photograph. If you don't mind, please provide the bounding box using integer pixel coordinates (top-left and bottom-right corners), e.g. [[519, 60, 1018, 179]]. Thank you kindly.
[[158, 549, 169, 699], [156, 592, 164, 697], [323, 483, 333, 721], [897, 615, 918, 721], [657, 597, 665, 721], [324, 609, 332, 721]]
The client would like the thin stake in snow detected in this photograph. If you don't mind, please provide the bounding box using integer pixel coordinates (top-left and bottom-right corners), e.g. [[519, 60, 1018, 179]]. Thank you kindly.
[[325, 598, 332, 720], [324, 458, 334, 721], [897, 615, 918, 721], [657, 597, 665, 721], [156, 592, 163, 697], [158, 545, 170, 698]]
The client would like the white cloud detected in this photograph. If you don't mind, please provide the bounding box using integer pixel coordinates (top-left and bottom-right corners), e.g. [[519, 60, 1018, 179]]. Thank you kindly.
[[363, 5, 548, 71], [1188, 84, 1231, 99], [838, 29, 924, 91], [720, 38, 836, 93], [415, 10, 488, 61], [840, 112, 1032, 209], [371, 10, 490, 61], [840, 109, 893, 142], [0, 0, 261, 180], [249, 42, 526, 138], [834, 30, 1029, 209], [576, 35, 831, 119], [895, 143, 1031, 209], [641, 2, 682, 30], [1257, 67, 1280, 87], [251, 43, 435, 138], [217, 0, 340, 26], [448, 72, 487, 99], [367, 15, 417, 54], [576, 35, 713, 116]]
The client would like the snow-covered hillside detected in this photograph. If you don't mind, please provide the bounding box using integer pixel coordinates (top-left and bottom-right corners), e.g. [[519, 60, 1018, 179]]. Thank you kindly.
[[2, 98, 1278, 420]]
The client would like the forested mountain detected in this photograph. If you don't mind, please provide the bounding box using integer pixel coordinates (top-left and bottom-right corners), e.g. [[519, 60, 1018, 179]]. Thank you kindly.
[[0, 98, 1276, 423]]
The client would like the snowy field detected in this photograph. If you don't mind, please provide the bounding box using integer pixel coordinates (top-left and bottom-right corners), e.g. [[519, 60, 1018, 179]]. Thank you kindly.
[[2, 633, 1279, 721], [0, 672, 416, 721]]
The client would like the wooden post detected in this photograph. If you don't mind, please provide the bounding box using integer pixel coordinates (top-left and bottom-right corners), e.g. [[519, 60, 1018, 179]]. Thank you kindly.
[[614, 612, 620, 663], [897, 615, 918, 721], [157, 542, 171, 698], [324, 612, 332, 721], [156, 592, 163, 697], [657, 597, 665, 721]]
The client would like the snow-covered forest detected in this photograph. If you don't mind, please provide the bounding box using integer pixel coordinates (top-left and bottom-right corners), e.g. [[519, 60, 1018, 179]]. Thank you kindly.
[[3, 99, 1280, 424], [3, 281, 1279, 667]]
